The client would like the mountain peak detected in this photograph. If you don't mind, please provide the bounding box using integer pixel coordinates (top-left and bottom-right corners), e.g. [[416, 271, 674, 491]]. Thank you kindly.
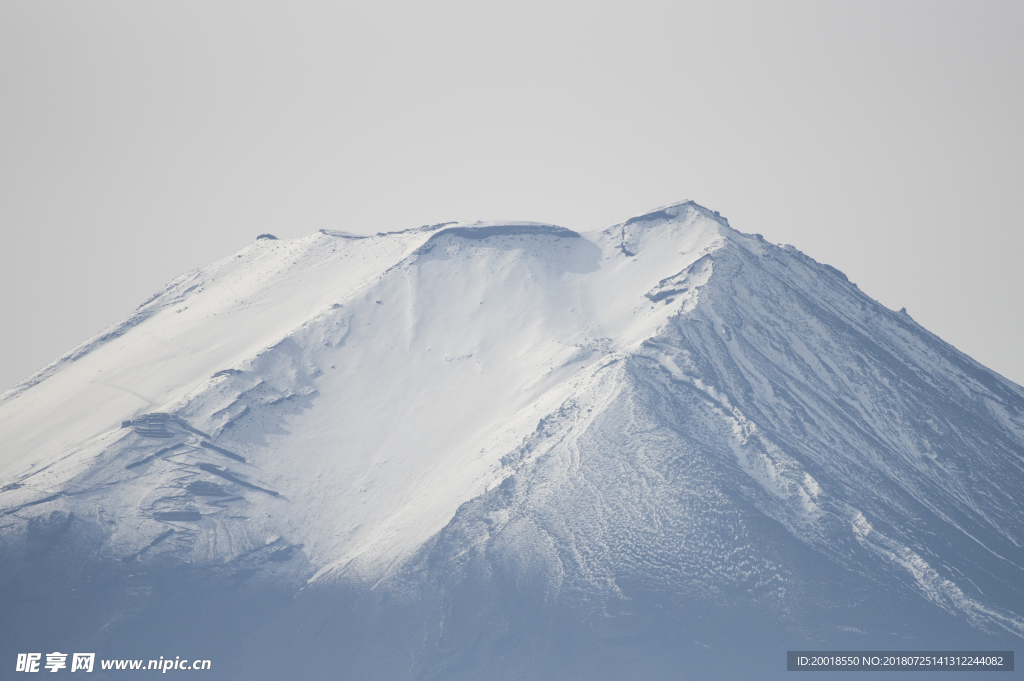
[[620, 199, 731, 229], [1, 202, 1022, 679]]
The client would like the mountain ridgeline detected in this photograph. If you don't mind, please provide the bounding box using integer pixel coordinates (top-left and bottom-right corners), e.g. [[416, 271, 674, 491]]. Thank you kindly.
[[1, 202, 1022, 679]]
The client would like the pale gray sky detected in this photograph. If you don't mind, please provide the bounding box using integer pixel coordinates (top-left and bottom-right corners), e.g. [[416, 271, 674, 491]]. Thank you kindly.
[[2, 0, 1022, 391]]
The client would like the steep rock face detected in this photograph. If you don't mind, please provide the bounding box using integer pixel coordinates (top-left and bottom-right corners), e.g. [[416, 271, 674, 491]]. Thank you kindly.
[[1, 202, 1022, 679]]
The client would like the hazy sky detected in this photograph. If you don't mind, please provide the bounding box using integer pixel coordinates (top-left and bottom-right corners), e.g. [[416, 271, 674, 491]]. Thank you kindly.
[[1, 0, 1022, 391]]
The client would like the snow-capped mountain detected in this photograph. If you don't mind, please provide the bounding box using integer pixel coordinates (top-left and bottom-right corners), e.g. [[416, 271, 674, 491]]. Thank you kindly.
[[2, 202, 1022, 679]]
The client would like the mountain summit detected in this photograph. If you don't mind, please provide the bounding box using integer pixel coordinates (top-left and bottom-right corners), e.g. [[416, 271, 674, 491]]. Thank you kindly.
[[2, 202, 1022, 679]]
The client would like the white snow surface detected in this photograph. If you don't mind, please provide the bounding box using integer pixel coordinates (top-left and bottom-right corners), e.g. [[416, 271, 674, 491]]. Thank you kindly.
[[0, 205, 722, 577], [3, 201, 1024, 637]]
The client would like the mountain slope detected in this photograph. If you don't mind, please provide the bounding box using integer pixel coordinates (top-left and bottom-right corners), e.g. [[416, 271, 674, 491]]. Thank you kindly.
[[1, 202, 1022, 679]]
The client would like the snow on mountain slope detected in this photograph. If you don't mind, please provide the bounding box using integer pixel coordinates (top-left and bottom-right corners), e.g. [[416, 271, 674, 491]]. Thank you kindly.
[[0, 209, 724, 574], [382, 213, 1024, 657], [0, 227, 425, 477], [1, 201, 1023, 679]]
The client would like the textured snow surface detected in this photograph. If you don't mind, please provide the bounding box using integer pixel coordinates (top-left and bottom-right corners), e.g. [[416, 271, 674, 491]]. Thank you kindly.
[[1, 202, 1023, 679]]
